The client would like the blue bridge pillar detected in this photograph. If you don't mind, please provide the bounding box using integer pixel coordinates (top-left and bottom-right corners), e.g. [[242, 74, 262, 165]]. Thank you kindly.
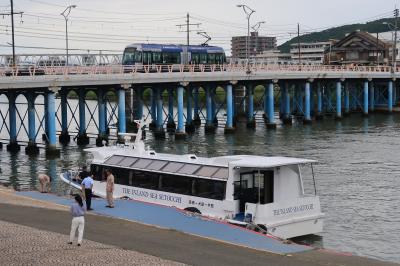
[[193, 87, 201, 126], [155, 87, 165, 139], [363, 81, 369, 116], [6, 92, 20, 152], [166, 88, 176, 132], [96, 88, 107, 146], [246, 84, 256, 128], [369, 82, 375, 112], [149, 88, 157, 130], [135, 87, 144, 121], [175, 85, 187, 139], [316, 83, 323, 120], [118, 85, 128, 141], [42, 93, 49, 142], [205, 86, 215, 133], [336, 81, 342, 120], [304, 81, 312, 124], [25, 92, 39, 155], [388, 80, 394, 113], [76, 88, 89, 145], [185, 87, 195, 133], [224, 83, 235, 134], [211, 89, 218, 127], [266, 82, 276, 128], [45, 88, 60, 157], [344, 82, 350, 116], [282, 82, 292, 125], [59, 88, 70, 144]]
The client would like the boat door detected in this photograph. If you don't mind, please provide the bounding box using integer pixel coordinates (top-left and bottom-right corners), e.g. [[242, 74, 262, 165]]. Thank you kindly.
[[234, 170, 274, 213]]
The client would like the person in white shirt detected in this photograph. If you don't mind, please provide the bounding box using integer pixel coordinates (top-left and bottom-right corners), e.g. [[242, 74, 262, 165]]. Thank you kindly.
[[81, 173, 94, 211], [68, 194, 86, 246]]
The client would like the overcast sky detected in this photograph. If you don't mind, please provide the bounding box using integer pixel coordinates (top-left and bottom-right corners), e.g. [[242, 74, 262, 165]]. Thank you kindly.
[[0, 0, 398, 55]]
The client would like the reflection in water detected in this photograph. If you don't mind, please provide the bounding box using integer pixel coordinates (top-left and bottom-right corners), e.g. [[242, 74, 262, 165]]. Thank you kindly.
[[0, 113, 400, 263]]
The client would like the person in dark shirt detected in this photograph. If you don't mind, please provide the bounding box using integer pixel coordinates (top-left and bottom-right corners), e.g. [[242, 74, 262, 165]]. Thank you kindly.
[[74, 165, 89, 183]]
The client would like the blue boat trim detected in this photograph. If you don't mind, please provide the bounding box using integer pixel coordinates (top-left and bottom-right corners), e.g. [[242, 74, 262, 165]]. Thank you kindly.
[[17, 191, 313, 255]]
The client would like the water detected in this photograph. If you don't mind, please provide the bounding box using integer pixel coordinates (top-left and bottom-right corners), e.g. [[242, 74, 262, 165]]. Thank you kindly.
[[0, 109, 399, 263]]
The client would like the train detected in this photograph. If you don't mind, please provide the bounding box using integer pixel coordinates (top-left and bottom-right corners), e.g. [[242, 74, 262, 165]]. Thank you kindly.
[[122, 43, 226, 66]]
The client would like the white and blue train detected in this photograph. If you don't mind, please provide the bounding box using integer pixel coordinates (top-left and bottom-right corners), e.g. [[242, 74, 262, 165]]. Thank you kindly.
[[122, 43, 226, 66]]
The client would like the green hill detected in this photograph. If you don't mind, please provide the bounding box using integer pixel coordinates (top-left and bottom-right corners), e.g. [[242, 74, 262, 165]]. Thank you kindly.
[[279, 18, 398, 53]]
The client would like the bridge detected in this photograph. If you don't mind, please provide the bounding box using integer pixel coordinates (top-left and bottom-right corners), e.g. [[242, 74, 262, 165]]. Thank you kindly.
[[0, 63, 398, 157]]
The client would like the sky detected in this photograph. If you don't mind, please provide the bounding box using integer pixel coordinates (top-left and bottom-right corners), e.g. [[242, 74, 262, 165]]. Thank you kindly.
[[0, 0, 399, 56]]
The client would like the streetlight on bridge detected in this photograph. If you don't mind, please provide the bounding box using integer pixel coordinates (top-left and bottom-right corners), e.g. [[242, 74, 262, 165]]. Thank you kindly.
[[237, 4, 255, 67], [61, 5, 77, 67], [251, 21, 266, 60]]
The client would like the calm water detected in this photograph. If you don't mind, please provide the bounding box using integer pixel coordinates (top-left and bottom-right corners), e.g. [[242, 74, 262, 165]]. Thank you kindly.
[[0, 108, 399, 263]]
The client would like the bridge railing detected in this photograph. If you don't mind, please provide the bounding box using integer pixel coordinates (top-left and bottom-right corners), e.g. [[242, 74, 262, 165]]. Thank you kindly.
[[0, 63, 395, 77]]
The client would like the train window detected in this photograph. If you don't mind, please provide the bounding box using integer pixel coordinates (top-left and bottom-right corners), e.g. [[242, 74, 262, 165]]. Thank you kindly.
[[119, 157, 138, 167], [191, 53, 200, 64], [200, 53, 207, 64], [132, 159, 152, 169], [152, 52, 162, 64], [122, 48, 135, 65], [208, 54, 216, 64], [134, 51, 142, 63], [193, 179, 225, 200], [163, 162, 184, 172], [132, 170, 159, 190], [160, 174, 192, 195], [147, 160, 168, 171], [162, 53, 180, 64], [143, 52, 151, 64], [105, 155, 124, 165], [177, 164, 200, 175]]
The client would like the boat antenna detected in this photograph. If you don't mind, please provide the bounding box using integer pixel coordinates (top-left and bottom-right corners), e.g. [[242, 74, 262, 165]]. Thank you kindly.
[[311, 163, 317, 195]]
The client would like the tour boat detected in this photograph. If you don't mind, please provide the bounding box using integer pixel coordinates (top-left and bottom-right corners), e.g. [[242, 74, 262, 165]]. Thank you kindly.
[[60, 120, 324, 239]]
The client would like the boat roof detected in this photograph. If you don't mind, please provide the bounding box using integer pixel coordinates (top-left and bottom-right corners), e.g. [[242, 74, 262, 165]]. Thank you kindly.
[[85, 146, 316, 181]]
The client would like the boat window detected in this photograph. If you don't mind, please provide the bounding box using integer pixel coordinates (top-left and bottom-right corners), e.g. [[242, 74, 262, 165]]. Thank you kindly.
[[119, 157, 138, 167], [196, 166, 219, 178], [104, 155, 125, 165], [160, 174, 192, 195], [162, 162, 185, 172], [110, 167, 130, 185], [212, 168, 229, 179], [132, 158, 152, 169], [90, 164, 103, 181], [193, 179, 225, 200], [177, 164, 201, 175], [131, 170, 159, 190], [146, 160, 168, 171]]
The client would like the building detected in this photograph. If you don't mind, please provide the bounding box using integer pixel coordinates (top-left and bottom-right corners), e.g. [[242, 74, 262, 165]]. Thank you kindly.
[[374, 31, 400, 64], [290, 41, 333, 64], [325, 31, 390, 65], [231, 32, 277, 59], [252, 49, 292, 64]]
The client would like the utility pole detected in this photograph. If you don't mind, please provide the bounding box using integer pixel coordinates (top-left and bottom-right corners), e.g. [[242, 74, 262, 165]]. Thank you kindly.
[[0, 0, 23, 67], [393, 8, 399, 72], [297, 23, 301, 65], [376, 32, 379, 65], [176, 13, 201, 64]]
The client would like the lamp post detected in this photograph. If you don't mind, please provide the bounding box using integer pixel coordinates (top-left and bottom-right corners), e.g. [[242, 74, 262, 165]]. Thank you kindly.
[[251, 21, 265, 58], [237, 4, 255, 66], [61, 5, 77, 67]]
